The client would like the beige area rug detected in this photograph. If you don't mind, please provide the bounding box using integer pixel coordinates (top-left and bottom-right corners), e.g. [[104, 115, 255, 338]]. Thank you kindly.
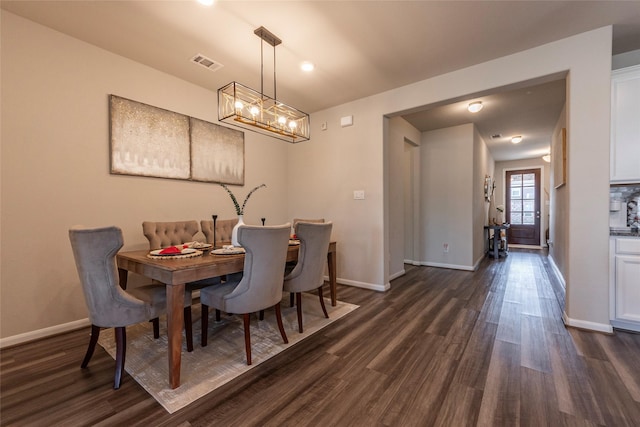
[[98, 294, 358, 413]]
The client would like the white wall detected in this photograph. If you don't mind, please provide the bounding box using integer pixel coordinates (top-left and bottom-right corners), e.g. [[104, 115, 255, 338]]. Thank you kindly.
[[549, 104, 569, 282], [388, 117, 421, 277], [420, 124, 474, 269], [295, 26, 613, 331], [474, 126, 495, 265], [0, 12, 290, 340]]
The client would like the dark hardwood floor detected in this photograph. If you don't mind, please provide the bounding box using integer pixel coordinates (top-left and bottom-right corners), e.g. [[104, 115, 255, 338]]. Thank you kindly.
[[2, 249, 640, 426]]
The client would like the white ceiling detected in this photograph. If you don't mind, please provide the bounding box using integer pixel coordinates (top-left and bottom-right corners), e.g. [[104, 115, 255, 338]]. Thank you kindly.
[[3, 1, 640, 160]]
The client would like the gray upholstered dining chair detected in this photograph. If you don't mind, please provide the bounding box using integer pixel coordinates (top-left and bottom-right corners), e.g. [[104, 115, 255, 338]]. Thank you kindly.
[[200, 224, 291, 365], [292, 218, 325, 228], [201, 218, 238, 248], [69, 225, 170, 389], [283, 221, 333, 333], [142, 220, 220, 352]]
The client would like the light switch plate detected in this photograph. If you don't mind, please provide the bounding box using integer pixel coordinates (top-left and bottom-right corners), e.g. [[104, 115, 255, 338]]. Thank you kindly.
[[353, 190, 365, 200]]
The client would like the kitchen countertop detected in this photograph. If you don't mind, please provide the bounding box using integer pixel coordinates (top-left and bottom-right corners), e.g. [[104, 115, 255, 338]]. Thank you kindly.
[[610, 229, 640, 237]]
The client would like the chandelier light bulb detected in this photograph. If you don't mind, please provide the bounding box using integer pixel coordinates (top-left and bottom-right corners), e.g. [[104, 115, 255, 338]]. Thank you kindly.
[[278, 116, 287, 125], [250, 106, 260, 116], [234, 101, 244, 110], [288, 121, 297, 129]]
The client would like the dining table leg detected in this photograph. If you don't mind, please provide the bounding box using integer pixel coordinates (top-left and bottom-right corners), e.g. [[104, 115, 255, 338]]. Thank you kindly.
[[327, 250, 337, 306], [166, 283, 185, 389]]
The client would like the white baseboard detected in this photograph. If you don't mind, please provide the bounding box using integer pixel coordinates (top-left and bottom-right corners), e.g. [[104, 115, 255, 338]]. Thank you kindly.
[[547, 255, 566, 290], [388, 269, 406, 281], [0, 318, 90, 349], [403, 259, 421, 266], [420, 261, 476, 271], [562, 312, 613, 334], [329, 275, 389, 292]]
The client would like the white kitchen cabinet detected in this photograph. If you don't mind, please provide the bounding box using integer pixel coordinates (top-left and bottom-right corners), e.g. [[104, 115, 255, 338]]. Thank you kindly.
[[610, 237, 640, 332], [611, 65, 640, 183]]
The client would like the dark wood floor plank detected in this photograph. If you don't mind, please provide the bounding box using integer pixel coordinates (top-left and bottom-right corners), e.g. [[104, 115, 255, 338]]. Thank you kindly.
[[594, 332, 640, 403], [545, 331, 606, 424], [519, 367, 563, 427], [476, 340, 521, 426], [521, 314, 552, 373], [2, 250, 640, 426]]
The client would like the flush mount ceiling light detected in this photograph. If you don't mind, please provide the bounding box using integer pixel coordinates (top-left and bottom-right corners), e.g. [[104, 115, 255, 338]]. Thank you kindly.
[[511, 135, 523, 144], [218, 26, 310, 143], [300, 61, 315, 72], [467, 101, 483, 113], [542, 154, 551, 162]]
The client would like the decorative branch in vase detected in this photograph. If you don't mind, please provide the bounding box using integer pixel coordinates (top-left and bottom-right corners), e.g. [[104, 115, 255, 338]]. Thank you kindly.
[[219, 183, 266, 246], [496, 205, 505, 225]]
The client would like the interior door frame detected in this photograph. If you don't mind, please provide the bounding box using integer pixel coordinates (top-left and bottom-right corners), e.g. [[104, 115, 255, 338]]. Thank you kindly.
[[503, 166, 546, 248]]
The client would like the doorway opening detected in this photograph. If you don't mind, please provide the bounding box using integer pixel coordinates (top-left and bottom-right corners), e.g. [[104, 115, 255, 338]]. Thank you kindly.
[[506, 168, 541, 246]]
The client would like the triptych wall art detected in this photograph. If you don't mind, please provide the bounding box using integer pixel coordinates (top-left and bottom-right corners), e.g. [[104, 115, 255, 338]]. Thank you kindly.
[[109, 95, 244, 185]]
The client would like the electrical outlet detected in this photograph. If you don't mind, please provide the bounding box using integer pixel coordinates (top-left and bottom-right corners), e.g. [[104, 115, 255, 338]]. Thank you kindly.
[[443, 243, 449, 253], [353, 190, 365, 200]]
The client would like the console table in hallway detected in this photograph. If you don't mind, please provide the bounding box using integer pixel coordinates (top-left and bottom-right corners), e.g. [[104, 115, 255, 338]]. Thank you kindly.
[[485, 224, 510, 259]]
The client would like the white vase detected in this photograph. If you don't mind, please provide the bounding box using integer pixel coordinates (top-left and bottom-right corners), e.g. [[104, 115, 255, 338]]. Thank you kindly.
[[231, 215, 245, 247]]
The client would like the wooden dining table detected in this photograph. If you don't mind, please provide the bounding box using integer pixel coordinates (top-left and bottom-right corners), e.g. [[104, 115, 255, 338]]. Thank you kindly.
[[116, 241, 337, 389]]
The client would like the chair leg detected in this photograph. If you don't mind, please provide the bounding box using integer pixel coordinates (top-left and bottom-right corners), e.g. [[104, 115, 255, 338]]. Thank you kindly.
[[81, 324, 100, 368], [114, 327, 126, 390], [259, 310, 264, 321], [215, 309, 221, 322], [296, 292, 303, 333], [184, 306, 193, 352], [290, 292, 295, 307], [201, 304, 209, 347], [318, 286, 329, 318], [243, 313, 252, 365], [275, 302, 288, 344], [152, 318, 160, 339]]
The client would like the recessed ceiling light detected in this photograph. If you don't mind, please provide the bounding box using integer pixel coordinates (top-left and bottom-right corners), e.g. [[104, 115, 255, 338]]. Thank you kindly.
[[197, 0, 214, 6], [511, 135, 523, 144], [467, 101, 483, 113], [301, 61, 315, 72]]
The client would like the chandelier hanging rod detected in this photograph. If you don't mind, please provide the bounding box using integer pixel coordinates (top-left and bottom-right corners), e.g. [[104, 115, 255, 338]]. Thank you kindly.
[[254, 26, 281, 101]]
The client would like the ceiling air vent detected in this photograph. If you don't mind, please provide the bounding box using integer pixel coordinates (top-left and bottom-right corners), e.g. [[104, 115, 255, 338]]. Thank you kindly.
[[191, 54, 224, 72], [491, 134, 502, 139]]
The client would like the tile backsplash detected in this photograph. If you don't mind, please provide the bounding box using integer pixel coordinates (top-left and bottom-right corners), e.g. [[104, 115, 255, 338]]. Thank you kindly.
[[610, 184, 640, 228]]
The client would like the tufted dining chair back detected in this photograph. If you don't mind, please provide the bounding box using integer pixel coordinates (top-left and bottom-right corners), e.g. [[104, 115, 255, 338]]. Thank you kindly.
[[142, 220, 200, 250], [201, 218, 238, 247]]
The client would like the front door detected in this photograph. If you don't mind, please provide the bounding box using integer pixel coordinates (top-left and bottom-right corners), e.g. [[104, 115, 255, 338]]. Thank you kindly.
[[506, 169, 541, 245]]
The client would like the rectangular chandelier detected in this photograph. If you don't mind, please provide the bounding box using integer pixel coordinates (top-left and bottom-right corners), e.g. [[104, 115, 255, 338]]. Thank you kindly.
[[218, 81, 310, 143]]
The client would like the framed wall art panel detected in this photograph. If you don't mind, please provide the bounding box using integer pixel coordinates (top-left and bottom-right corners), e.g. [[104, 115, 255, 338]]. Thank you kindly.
[[190, 117, 244, 185], [110, 95, 190, 180]]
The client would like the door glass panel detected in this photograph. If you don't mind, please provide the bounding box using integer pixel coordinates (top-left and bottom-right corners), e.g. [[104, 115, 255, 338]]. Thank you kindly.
[[511, 200, 522, 212], [523, 187, 535, 199], [511, 213, 522, 224], [511, 188, 521, 198], [523, 173, 535, 186], [523, 200, 534, 211], [523, 212, 535, 224], [511, 174, 522, 184]]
